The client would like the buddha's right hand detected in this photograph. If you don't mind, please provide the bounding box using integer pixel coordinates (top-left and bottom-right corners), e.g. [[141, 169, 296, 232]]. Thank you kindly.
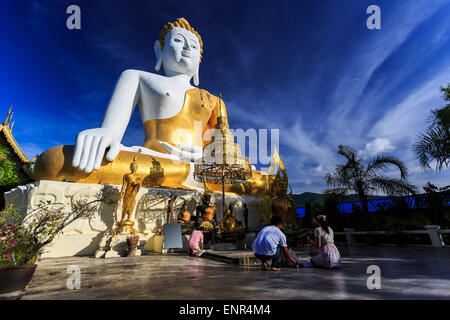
[[72, 128, 121, 173]]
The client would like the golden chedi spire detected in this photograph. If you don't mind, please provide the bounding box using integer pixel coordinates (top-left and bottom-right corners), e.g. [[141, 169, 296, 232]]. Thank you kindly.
[[195, 93, 252, 184], [215, 93, 228, 135]]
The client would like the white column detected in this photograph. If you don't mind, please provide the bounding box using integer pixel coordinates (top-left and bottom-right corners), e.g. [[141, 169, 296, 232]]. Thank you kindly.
[[425, 225, 444, 247], [343, 228, 356, 244]]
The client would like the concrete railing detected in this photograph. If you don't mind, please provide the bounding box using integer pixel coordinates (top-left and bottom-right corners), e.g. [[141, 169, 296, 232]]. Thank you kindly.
[[335, 225, 448, 247]]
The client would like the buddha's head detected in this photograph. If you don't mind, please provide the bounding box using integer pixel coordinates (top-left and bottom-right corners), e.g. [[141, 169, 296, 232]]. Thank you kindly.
[[155, 18, 203, 86]]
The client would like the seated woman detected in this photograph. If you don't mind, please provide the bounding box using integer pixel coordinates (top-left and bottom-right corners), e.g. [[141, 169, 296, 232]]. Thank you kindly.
[[310, 215, 341, 269], [188, 224, 204, 256]]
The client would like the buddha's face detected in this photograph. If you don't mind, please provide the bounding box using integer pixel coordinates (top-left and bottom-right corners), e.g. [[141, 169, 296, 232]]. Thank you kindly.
[[161, 27, 201, 78]]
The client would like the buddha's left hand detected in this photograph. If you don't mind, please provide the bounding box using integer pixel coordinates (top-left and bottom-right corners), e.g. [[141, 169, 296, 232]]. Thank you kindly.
[[159, 142, 202, 162]]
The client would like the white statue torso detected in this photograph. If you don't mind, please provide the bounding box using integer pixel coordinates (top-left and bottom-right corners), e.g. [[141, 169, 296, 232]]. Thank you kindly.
[[136, 70, 195, 121]]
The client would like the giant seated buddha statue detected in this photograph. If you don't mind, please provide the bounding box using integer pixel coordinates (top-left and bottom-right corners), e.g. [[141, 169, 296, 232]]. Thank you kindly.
[[34, 18, 270, 197]]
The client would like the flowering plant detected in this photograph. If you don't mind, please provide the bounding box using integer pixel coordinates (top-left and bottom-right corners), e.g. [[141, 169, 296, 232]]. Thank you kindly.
[[0, 186, 117, 268], [1, 205, 36, 267]]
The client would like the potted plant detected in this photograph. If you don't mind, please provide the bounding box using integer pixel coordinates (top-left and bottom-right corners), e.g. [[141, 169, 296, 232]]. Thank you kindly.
[[0, 194, 104, 299]]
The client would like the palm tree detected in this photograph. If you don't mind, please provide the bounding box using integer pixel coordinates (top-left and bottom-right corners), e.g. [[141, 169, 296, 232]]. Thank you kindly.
[[413, 84, 450, 170], [324, 145, 417, 216]]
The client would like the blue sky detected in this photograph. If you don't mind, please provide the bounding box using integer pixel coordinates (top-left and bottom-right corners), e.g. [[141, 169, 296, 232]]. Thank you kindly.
[[1, 0, 449, 194]]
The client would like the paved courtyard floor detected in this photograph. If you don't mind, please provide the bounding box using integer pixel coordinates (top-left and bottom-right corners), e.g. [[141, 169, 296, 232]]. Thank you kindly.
[[23, 245, 450, 300]]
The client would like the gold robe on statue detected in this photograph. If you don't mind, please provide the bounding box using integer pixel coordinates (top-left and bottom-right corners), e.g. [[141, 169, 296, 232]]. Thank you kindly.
[[34, 88, 270, 197]]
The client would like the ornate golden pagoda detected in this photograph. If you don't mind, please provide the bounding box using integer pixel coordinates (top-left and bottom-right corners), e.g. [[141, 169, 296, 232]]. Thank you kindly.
[[194, 94, 252, 215]]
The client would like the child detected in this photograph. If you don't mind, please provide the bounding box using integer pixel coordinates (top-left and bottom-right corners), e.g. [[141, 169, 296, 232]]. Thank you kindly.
[[310, 215, 341, 268], [188, 225, 204, 256]]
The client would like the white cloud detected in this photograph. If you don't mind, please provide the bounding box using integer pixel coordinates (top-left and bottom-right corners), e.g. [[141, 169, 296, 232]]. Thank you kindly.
[[324, 1, 445, 147], [359, 138, 396, 158], [282, 120, 336, 167], [368, 68, 450, 144]]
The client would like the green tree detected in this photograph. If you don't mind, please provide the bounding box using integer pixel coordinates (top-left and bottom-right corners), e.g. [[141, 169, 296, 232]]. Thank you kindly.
[[413, 84, 450, 170], [323, 193, 343, 229], [324, 145, 417, 220], [418, 182, 450, 226], [0, 145, 19, 188]]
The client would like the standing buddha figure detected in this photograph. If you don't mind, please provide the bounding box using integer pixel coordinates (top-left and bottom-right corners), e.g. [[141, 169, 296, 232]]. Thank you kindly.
[[116, 157, 142, 234]]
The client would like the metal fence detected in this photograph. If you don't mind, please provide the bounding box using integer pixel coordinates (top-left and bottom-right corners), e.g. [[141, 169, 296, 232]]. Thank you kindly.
[[335, 225, 449, 247]]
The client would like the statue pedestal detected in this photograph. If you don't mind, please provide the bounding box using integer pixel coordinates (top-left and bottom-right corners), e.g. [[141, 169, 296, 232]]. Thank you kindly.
[[114, 220, 136, 234], [4, 180, 264, 258], [94, 232, 145, 258]]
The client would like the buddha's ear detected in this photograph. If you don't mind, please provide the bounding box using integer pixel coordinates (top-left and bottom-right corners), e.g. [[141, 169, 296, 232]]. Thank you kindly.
[[193, 65, 199, 86], [154, 40, 162, 72]]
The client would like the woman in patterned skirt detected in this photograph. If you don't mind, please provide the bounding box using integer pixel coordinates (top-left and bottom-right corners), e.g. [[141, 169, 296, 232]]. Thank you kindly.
[[310, 215, 341, 268]]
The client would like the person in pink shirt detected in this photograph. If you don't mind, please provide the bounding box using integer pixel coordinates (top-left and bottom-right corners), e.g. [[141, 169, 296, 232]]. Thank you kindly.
[[188, 225, 204, 256]]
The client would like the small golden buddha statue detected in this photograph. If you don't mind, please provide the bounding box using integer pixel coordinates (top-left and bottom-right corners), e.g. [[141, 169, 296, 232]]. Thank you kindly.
[[115, 157, 142, 234], [219, 204, 237, 234], [177, 201, 191, 223], [195, 185, 217, 232], [198, 193, 217, 222]]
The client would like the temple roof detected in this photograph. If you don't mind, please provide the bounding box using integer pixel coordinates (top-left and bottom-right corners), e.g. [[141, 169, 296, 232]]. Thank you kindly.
[[0, 106, 31, 164]]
